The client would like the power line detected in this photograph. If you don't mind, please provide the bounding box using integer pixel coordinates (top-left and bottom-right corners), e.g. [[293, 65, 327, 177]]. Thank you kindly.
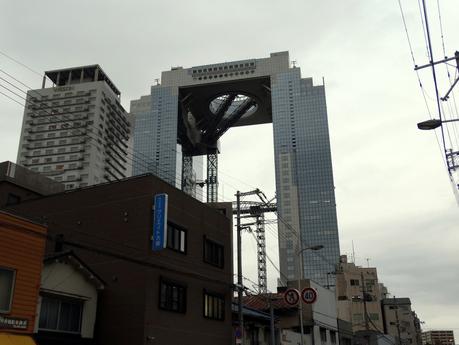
[[0, 73, 213, 201], [0, 50, 43, 76], [0, 68, 251, 203], [0, 90, 24, 107], [0, 53, 268, 204], [396, 0, 446, 168], [4, 207, 232, 288]]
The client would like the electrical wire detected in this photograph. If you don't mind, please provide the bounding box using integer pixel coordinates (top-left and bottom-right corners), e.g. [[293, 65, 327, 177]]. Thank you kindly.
[[1, 53, 344, 287], [0, 75, 213, 201], [396, 0, 446, 168], [3, 207, 232, 287], [0, 68, 250, 203], [0, 50, 43, 77]]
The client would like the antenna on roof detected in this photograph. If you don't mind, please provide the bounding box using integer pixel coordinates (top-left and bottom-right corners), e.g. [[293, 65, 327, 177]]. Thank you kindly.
[[154, 78, 160, 85], [291, 60, 297, 68], [352, 240, 356, 264]]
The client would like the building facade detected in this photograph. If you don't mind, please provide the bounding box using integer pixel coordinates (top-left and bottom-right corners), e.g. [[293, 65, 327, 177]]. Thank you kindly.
[[6, 174, 234, 345], [381, 298, 422, 345], [0, 161, 64, 208], [16, 65, 132, 190], [335, 255, 384, 333], [421, 331, 455, 345], [34, 251, 104, 345], [244, 279, 339, 345], [0, 211, 47, 342], [131, 51, 340, 285]]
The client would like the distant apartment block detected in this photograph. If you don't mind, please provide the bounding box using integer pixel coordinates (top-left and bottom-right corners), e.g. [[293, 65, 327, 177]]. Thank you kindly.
[[16, 65, 132, 190], [422, 331, 455, 345]]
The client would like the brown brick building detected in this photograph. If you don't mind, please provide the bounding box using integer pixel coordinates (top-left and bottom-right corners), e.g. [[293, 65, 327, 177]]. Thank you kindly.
[[5, 174, 233, 345]]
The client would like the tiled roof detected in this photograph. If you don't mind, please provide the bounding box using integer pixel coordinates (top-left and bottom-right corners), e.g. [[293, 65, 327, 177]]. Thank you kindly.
[[242, 293, 297, 311]]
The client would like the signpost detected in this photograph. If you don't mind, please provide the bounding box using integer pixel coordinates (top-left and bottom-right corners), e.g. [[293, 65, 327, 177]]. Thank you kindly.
[[301, 287, 318, 304], [284, 288, 300, 306], [235, 327, 242, 344], [152, 193, 168, 251]]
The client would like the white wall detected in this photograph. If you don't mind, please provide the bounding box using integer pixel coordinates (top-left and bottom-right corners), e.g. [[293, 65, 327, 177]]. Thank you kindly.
[[35, 260, 99, 338], [311, 281, 339, 345]]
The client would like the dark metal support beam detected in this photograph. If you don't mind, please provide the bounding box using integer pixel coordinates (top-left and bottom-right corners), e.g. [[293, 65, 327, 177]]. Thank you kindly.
[[206, 152, 218, 202], [182, 155, 195, 196]]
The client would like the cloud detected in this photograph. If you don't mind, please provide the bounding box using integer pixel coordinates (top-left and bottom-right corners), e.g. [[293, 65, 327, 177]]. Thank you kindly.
[[1, 0, 458, 329]]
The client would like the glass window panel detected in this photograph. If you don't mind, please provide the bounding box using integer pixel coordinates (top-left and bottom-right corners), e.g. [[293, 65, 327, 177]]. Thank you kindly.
[[39, 297, 59, 330], [0, 269, 15, 312]]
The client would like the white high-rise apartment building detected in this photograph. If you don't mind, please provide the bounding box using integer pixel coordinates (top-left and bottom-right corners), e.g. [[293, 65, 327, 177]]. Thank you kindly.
[[16, 65, 132, 190]]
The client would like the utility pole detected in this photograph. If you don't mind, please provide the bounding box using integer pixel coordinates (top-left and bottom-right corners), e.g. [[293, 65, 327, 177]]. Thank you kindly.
[[361, 273, 370, 331], [234, 188, 274, 345], [236, 190, 244, 345], [394, 296, 402, 345], [269, 294, 276, 345], [298, 258, 305, 345]]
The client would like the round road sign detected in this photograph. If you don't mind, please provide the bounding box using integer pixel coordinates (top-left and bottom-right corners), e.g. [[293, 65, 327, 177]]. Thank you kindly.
[[284, 288, 300, 306], [301, 287, 318, 304]]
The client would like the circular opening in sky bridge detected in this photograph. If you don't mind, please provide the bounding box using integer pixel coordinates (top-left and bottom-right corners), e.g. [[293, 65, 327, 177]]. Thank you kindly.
[[209, 93, 258, 120]]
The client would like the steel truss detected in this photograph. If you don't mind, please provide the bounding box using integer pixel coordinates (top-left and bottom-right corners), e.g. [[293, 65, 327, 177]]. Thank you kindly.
[[207, 153, 218, 202]]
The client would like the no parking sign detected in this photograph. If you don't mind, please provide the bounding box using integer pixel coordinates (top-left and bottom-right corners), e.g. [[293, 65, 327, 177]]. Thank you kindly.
[[284, 288, 300, 306]]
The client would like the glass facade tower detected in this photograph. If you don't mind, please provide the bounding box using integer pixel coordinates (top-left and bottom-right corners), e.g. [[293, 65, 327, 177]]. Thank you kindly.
[[131, 52, 340, 286]]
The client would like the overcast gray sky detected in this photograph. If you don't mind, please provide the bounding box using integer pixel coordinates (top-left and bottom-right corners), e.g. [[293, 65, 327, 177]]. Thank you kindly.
[[1, 0, 458, 332]]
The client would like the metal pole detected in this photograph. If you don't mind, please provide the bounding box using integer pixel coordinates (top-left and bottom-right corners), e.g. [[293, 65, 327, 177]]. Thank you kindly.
[[394, 296, 402, 345], [298, 251, 305, 345], [270, 295, 276, 345], [421, 0, 448, 159], [361, 272, 370, 331], [236, 190, 244, 345]]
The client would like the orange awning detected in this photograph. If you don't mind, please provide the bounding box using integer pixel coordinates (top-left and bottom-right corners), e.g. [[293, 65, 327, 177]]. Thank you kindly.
[[0, 333, 37, 345]]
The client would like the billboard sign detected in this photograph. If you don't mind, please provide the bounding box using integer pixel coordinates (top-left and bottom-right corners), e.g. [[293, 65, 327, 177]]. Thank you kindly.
[[152, 193, 168, 251]]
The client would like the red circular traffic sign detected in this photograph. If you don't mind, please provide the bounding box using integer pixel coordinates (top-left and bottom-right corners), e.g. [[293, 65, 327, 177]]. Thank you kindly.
[[301, 287, 318, 304], [284, 288, 300, 306]]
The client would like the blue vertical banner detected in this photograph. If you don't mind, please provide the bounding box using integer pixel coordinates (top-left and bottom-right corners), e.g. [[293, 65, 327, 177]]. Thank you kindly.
[[152, 193, 168, 251]]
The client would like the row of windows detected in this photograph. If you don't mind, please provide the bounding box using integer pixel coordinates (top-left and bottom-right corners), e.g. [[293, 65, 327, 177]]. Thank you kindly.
[[30, 154, 82, 164], [30, 163, 84, 173], [28, 113, 89, 124], [195, 70, 255, 81], [192, 62, 255, 74], [30, 146, 83, 156], [160, 279, 225, 321], [166, 223, 225, 269]]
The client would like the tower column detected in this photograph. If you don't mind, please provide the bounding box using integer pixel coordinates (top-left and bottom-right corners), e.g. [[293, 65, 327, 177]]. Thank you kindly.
[[206, 152, 218, 203]]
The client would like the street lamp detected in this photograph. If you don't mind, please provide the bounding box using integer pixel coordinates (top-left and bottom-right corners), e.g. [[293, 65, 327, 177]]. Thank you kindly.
[[417, 118, 459, 130], [297, 245, 324, 345]]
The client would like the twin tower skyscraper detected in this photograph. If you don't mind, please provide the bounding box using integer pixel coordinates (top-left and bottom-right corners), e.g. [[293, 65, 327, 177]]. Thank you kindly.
[[17, 52, 340, 286], [130, 51, 340, 286]]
